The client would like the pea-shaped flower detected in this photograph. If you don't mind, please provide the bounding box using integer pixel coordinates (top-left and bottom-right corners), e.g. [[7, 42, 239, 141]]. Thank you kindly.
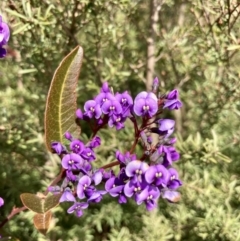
[[133, 91, 158, 117]]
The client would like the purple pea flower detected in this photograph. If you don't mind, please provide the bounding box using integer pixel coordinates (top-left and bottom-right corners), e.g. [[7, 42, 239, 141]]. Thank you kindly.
[[136, 185, 160, 211], [102, 99, 123, 116], [167, 168, 182, 190], [88, 136, 101, 149], [115, 91, 133, 117], [81, 147, 96, 162], [67, 202, 89, 217], [133, 91, 158, 117], [157, 119, 175, 138], [163, 89, 182, 110], [158, 145, 172, 167], [145, 164, 170, 187], [108, 114, 126, 130], [125, 160, 149, 183], [124, 179, 147, 198], [105, 177, 127, 203], [77, 175, 95, 199], [61, 153, 83, 170], [92, 169, 103, 185], [0, 16, 10, 58], [116, 151, 137, 165], [162, 190, 181, 203], [66, 170, 77, 182], [0, 197, 4, 207], [88, 190, 107, 203], [84, 100, 102, 119], [95, 92, 115, 107], [51, 142, 67, 155], [70, 139, 85, 154], [59, 188, 76, 203]]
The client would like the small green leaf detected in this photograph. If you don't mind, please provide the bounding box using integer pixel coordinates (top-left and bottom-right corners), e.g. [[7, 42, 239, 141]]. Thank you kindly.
[[20, 193, 61, 214], [44, 46, 83, 151]]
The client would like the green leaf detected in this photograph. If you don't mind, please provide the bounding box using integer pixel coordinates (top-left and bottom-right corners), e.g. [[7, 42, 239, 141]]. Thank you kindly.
[[44, 46, 83, 151], [20, 193, 61, 214]]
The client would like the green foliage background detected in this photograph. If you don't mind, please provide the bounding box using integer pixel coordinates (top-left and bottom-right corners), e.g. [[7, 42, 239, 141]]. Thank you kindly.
[[0, 0, 240, 240]]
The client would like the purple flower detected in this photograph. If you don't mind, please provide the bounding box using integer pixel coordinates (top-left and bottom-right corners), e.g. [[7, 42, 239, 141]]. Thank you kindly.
[[145, 164, 170, 187], [116, 151, 137, 165], [167, 168, 182, 189], [105, 177, 127, 203], [77, 175, 95, 199], [168, 146, 180, 162], [95, 92, 115, 107], [157, 119, 175, 138], [133, 91, 158, 117], [124, 180, 147, 198], [60, 188, 76, 202], [115, 91, 133, 117], [81, 147, 96, 162], [88, 190, 107, 203], [84, 100, 102, 119], [0, 16, 10, 58], [51, 142, 66, 155], [162, 190, 181, 203], [66, 170, 77, 182], [0, 197, 4, 207], [76, 109, 83, 119], [158, 145, 172, 167], [88, 136, 101, 149], [108, 114, 126, 130], [61, 153, 82, 170], [163, 89, 182, 110], [92, 169, 103, 185], [136, 185, 160, 211], [125, 160, 149, 183], [70, 139, 85, 154], [102, 99, 122, 116], [67, 202, 88, 217]]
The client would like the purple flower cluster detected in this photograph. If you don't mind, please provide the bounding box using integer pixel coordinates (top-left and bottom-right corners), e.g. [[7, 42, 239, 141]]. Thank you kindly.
[[50, 78, 182, 216], [0, 16, 10, 58]]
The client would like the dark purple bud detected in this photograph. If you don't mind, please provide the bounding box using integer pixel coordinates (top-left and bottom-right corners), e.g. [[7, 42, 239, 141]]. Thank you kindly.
[[51, 142, 66, 155], [64, 132, 73, 141], [152, 77, 159, 93], [101, 82, 111, 93]]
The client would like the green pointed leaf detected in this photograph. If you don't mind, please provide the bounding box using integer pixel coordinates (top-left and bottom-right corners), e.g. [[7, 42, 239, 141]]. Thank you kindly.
[[44, 46, 83, 151], [20, 193, 61, 214]]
